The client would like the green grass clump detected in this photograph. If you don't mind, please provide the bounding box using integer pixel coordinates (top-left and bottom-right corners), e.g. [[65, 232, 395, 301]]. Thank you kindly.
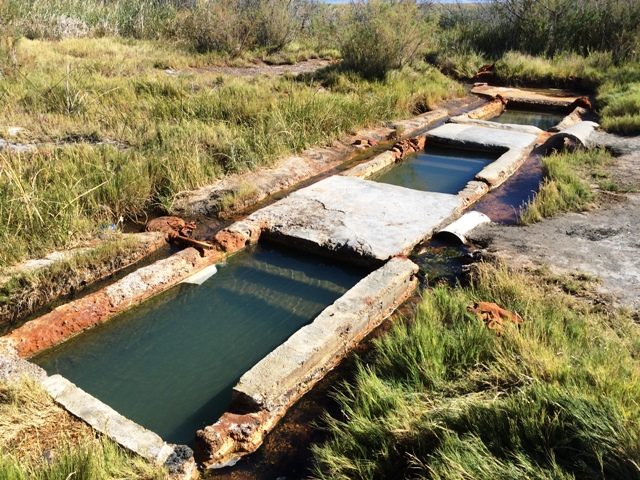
[[494, 51, 610, 88], [598, 81, 640, 135], [0, 38, 461, 267], [312, 263, 640, 480], [520, 149, 614, 224]]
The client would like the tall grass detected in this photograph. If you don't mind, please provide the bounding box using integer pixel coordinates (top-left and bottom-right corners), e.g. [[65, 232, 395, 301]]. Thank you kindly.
[[0, 38, 461, 266], [599, 81, 640, 135], [313, 263, 640, 479], [1, 0, 180, 39], [520, 149, 614, 224]]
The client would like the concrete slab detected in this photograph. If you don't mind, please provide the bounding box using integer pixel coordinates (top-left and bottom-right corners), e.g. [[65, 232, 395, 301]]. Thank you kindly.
[[471, 84, 583, 108], [426, 123, 538, 152], [230, 176, 462, 264], [426, 123, 539, 188], [449, 117, 543, 135]]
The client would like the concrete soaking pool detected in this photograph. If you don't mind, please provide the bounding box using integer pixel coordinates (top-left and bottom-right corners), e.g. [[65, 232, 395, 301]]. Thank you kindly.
[[34, 243, 366, 445], [491, 108, 565, 130], [373, 146, 498, 194]]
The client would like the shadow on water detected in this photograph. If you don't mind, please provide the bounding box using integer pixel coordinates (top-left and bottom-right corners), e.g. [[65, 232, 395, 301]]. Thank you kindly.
[[491, 109, 566, 131], [473, 154, 544, 224], [373, 146, 498, 194]]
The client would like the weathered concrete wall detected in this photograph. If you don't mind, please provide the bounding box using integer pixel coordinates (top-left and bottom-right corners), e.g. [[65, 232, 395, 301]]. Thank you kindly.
[[341, 137, 426, 179], [170, 110, 449, 218], [465, 98, 505, 120], [0, 342, 197, 478], [471, 84, 585, 109], [196, 257, 419, 469], [43, 375, 175, 463], [552, 106, 588, 132], [342, 150, 397, 178], [215, 176, 462, 265], [43, 375, 198, 478], [5, 248, 222, 358], [0, 232, 167, 330], [450, 116, 543, 135], [458, 180, 490, 208]]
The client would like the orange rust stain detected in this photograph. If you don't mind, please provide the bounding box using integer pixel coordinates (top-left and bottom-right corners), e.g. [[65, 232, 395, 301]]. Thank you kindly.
[[9, 293, 115, 358], [213, 230, 249, 254]]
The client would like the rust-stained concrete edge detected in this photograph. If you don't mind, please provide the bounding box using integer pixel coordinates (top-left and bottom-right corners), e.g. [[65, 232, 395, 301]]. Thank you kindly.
[[42, 374, 176, 463], [475, 143, 538, 189], [552, 106, 588, 132], [450, 116, 543, 135], [170, 109, 449, 218], [4, 247, 223, 358], [195, 257, 419, 469], [471, 84, 586, 109], [0, 232, 168, 329]]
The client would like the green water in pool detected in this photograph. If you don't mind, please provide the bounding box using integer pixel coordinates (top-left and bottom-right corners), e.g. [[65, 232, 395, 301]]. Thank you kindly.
[[373, 146, 497, 194], [492, 109, 565, 130], [34, 244, 366, 445]]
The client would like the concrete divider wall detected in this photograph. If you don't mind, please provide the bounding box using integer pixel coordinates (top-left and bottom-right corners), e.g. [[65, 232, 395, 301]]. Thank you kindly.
[[6, 247, 222, 358], [196, 257, 420, 468]]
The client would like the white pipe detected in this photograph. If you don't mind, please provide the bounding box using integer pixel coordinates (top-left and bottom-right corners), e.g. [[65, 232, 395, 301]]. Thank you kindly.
[[437, 211, 491, 244]]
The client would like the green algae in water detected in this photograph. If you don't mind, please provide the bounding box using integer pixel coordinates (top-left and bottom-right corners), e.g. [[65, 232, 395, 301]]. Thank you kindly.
[[34, 244, 366, 445], [373, 146, 497, 194], [492, 109, 565, 130]]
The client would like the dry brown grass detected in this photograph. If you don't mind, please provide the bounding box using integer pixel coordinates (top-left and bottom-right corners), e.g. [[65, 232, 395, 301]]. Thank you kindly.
[[0, 379, 92, 464]]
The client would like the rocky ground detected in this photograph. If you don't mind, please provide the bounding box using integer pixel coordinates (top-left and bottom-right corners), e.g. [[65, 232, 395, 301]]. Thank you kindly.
[[469, 131, 640, 312]]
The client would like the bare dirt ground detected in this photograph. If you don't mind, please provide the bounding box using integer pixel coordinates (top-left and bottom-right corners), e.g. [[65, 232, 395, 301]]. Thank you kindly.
[[168, 58, 333, 78], [469, 131, 640, 311]]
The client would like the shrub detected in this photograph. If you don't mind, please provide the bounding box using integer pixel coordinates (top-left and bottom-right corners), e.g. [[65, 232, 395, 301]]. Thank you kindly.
[[179, 0, 309, 54], [440, 0, 640, 63], [340, 0, 432, 79]]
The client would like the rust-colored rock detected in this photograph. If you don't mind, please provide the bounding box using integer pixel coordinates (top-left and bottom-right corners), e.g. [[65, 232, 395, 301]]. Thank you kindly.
[[212, 230, 247, 253], [146, 216, 214, 252], [212, 221, 263, 254], [468, 301, 523, 335], [389, 137, 425, 160], [569, 96, 593, 111], [146, 216, 196, 240]]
